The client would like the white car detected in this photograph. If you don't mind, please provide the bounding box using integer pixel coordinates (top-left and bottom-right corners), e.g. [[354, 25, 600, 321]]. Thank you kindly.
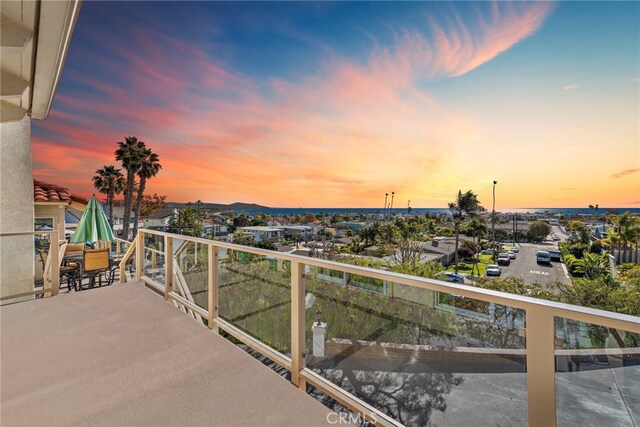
[[486, 264, 501, 276], [508, 251, 516, 260], [537, 251, 552, 264]]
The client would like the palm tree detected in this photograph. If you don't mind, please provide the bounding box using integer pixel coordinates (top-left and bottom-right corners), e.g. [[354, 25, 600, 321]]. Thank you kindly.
[[115, 136, 147, 240], [132, 149, 162, 237], [168, 208, 203, 237], [92, 165, 126, 229], [467, 217, 488, 275], [574, 253, 608, 279], [617, 212, 636, 263], [448, 190, 484, 273]]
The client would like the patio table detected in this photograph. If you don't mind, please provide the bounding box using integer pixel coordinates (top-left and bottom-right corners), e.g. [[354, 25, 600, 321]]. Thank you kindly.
[[63, 253, 120, 289]]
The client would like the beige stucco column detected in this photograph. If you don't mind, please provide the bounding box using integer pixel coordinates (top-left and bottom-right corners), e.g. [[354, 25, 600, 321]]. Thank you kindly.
[[0, 115, 35, 300]]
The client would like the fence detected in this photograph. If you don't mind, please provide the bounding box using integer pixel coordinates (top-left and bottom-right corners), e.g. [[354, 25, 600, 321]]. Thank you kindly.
[[121, 229, 639, 427]]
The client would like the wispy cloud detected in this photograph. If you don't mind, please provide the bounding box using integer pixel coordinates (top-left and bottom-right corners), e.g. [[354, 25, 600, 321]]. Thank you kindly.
[[612, 168, 640, 178], [563, 84, 579, 90], [32, 2, 554, 206], [633, 77, 640, 82]]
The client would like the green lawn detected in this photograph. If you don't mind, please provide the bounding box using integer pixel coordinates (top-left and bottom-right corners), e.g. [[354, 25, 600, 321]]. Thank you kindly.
[[456, 254, 494, 276]]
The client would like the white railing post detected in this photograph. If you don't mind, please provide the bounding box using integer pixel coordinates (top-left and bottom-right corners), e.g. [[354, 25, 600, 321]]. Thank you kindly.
[[135, 232, 144, 281], [526, 309, 557, 427], [43, 237, 54, 298], [164, 236, 173, 299], [51, 239, 60, 296], [207, 243, 219, 332], [290, 260, 306, 390]]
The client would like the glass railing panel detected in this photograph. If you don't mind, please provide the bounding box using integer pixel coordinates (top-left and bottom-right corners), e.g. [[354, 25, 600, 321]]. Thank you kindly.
[[555, 318, 639, 426], [217, 247, 291, 356], [143, 233, 165, 285], [303, 265, 528, 426], [173, 238, 208, 311]]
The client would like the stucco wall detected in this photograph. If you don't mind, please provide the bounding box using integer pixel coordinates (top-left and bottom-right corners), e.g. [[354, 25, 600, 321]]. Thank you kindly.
[[0, 116, 35, 300]]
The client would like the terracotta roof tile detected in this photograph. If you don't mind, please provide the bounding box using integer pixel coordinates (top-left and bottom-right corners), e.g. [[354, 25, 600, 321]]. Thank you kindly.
[[33, 179, 88, 205]]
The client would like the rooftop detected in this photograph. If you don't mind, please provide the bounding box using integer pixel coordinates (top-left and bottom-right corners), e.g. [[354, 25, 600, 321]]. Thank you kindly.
[[33, 179, 88, 205], [0, 283, 332, 426], [238, 226, 284, 232]]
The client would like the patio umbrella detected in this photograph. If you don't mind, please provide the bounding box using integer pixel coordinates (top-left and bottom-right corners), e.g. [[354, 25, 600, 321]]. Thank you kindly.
[[70, 195, 114, 243]]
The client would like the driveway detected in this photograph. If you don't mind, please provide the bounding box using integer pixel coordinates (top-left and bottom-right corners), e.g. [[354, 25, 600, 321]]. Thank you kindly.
[[496, 243, 571, 291]]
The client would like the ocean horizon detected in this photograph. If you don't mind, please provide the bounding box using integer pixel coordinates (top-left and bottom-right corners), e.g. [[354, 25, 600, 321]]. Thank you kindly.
[[236, 207, 640, 215]]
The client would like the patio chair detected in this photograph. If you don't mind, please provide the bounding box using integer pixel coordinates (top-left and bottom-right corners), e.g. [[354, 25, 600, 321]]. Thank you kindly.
[[82, 248, 115, 288], [65, 243, 84, 256]]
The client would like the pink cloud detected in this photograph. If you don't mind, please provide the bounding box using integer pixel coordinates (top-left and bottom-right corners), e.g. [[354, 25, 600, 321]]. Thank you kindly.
[[33, 2, 552, 206]]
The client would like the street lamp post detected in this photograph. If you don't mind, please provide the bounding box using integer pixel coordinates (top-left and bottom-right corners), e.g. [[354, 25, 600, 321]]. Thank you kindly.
[[492, 180, 497, 258]]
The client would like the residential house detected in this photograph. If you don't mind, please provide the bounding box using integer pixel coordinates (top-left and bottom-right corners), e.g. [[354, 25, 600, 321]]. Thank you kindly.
[[419, 237, 458, 265], [107, 205, 143, 238], [237, 226, 284, 242], [281, 225, 314, 240], [141, 208, 174, 229], [33, 179, 87, 243], [267, 219, 289, 227]]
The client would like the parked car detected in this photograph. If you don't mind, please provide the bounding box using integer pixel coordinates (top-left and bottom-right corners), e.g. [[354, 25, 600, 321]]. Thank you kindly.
[[510, 247, 519, 253], [497, 253, 511, 266], [486, 264, 501, 276], [548, 250, 562, 262], [481, 249, 493, 255], [508, 251, 516, 260], [435, 272, 464, 283], [536, 251, 552, 264]]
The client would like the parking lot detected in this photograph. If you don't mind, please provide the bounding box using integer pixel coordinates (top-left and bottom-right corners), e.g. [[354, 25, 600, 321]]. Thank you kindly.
[[493, 243, 571, 291]]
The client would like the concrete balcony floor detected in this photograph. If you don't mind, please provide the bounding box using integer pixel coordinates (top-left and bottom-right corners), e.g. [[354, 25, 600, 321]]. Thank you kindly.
[[0, 283, 332, 426]]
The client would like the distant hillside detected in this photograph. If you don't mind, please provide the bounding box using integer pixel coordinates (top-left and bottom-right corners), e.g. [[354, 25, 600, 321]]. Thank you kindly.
[[164, 201, 269, 211]]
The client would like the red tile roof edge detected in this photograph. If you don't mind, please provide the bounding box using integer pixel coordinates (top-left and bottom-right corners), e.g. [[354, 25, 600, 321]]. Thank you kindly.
[[33, 179, 89, 206]]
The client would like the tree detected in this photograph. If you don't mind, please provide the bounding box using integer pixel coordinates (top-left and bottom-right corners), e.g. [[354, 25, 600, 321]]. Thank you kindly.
[[139, 193, 166, 217], [231, 231, 276, 250], [302, 213, 318, 224], [232, 214, 250, 230], [616, 212, 638, 263], [528, 221, 551, 242], [393, 237, 422, 266], [115, 136, 146, 239], [92, 165, 125, 229], [167, 207, 203, 237], [448, 190, 483, 273], [467, 218, 488, 275], [554, 272, 640, 348], [573, 252, 608, 279], [132, 149, 162, 237]]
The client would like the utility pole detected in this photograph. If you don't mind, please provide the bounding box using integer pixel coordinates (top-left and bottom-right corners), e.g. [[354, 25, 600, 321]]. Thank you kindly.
[[492, 181, 497, 258]]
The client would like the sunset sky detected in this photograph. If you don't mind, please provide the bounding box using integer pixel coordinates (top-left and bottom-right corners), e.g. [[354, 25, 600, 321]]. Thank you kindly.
[[33, 1, 639, 209]]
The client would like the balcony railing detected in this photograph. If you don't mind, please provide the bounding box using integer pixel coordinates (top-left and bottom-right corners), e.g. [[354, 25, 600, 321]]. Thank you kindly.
[[121, 229, 637, 426], [0, 230, 60, 302]]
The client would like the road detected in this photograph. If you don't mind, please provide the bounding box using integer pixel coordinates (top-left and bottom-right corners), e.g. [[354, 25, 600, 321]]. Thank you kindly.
[[497, 243, 571, 291], [550, 225, 570, 242]]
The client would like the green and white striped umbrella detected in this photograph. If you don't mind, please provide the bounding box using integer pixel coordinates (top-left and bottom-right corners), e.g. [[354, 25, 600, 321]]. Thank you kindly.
[[70, 195, 115, 243]]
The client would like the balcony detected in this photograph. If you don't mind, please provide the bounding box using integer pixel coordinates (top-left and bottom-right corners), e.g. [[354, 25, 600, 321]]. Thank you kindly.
[[0, 283, 332, 426], [1, 229, 639, 426]]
